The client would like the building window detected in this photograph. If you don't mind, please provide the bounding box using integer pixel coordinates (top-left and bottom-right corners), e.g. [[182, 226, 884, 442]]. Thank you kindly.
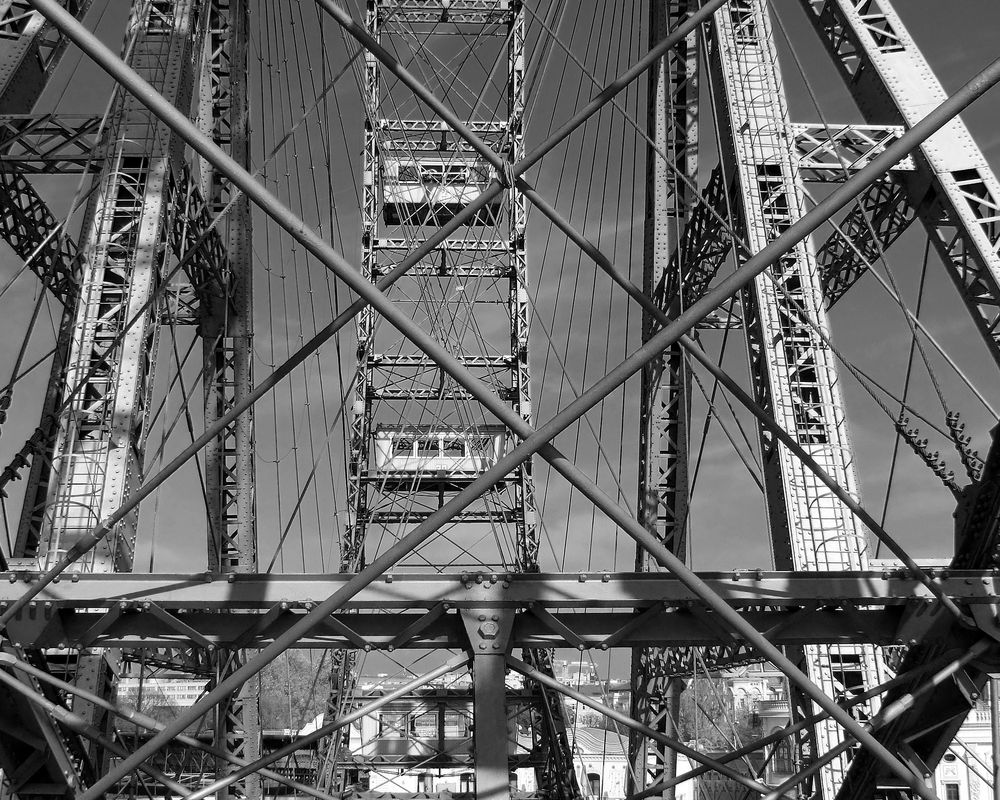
[[415, 437, 438, 457], [587, 773, 600, 797], [379, 711, 407, 738], [412, 711, 438, 739], [945, 784, 960, 800], [443, 710, 467, 737], [772, 739, 794, 774]]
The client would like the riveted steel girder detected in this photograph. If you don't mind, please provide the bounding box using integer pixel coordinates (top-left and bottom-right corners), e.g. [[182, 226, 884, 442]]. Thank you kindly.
[[23, 2, 1000, 797]]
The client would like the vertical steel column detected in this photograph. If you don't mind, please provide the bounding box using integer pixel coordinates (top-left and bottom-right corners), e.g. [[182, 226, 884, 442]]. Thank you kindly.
[[637, 0, 698, 560], [631, 2, 699, 796], [29, 0, 202, 571], [197, 1, 260, 797], [508, 0, 537, 570], [342, 0, 379, 577], [801, 0, 1000, 370], [472, 655, 512, 800], [709, 2, 883, 796], [462, 609, 516, 800], [332, 1, 578, 794], [1, 0, 92, 558], [12, 0, 204, 787], [321, 2, 382, 789], [201, 1, 255, 575]]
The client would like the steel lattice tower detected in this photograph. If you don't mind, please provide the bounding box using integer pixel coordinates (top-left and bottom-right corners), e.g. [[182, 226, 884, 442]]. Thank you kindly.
[[635, 2, 885, 796], [345, 0, 537, 576], [331, 1, 577, 793], [0, 1, 259, 795], [1, 1, 1000, 800]]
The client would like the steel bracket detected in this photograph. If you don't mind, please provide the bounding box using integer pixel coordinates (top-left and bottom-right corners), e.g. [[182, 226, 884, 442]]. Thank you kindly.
[[459, 607, 515, 657], [3, 602, 68, 648], [969, 602, 1000, 643], [892, 596, 951, 646]]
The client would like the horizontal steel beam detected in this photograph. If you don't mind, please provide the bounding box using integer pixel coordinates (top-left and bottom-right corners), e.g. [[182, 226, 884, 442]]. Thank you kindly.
[[1, 570, 992, 654], [33, 0, 998, 791], [0, 606, 942, 652], [1, 569, 993, 609]]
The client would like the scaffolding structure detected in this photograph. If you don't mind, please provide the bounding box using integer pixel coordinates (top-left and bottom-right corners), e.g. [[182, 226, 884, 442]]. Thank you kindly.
[[0, 1, 999, 799]]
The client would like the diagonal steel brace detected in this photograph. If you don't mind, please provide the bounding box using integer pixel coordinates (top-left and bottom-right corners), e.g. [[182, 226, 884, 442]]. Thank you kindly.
[[24, 2, 1000, 796]]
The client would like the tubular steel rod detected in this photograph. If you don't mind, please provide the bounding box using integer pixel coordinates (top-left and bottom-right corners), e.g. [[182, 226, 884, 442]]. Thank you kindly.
[[317, 0, 965, 623], [27, 2, 1000, 796], [0, 668, 189, 796], [680, 338, 964, 616], [513, 176, 966, 621], [761, 639, 995, 800], [315, 0, 727, 179], [0, 652, 334, 800], [627, 654, 958, 800], [182, 654, 469, 800], [870, 639, 993, 728], [506, 655, 780, 797], [308, 12, 974, 793], [768, 741, 854, 800], [2, 0, 716, 626]]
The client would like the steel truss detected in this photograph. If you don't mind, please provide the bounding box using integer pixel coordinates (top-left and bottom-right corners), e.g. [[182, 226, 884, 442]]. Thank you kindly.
[[704, 4, 884, 796], [631, 1, 700, 795], [0, 114, 102, 173], [332, 1, 574, 794], [1, 1, 1000, 799], [0, 1, 258, 798], [0, 568, 991, 649]]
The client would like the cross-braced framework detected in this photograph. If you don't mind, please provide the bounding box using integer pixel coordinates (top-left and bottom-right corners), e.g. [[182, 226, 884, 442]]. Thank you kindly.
[[1, 1, 1000, 800], [328, 2, 576, 793]]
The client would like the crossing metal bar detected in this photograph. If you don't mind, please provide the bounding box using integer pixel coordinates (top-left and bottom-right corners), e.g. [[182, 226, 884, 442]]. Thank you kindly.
[[506, 655, 779, 796], [760, 639, 994, 800], [25, 2, 1000, 796], [3, 0, 716, 627], [628, 651, 962, 800], [316, 0, 964, 622], [0, 667, 187, 796], [314, 0, 725, 179], [0, 651, 335, 800], [182, 654, 469, 800]]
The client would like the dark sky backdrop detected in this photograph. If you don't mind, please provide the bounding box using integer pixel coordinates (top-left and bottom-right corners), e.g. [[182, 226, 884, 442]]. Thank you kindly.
[[1, 0, 999, 588]]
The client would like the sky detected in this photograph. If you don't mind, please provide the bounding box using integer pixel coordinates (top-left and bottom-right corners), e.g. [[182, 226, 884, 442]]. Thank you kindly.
[[0, 0, 999, 593]]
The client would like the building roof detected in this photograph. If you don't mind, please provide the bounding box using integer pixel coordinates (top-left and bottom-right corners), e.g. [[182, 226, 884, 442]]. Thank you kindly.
[[572, 727, 627, 758]]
